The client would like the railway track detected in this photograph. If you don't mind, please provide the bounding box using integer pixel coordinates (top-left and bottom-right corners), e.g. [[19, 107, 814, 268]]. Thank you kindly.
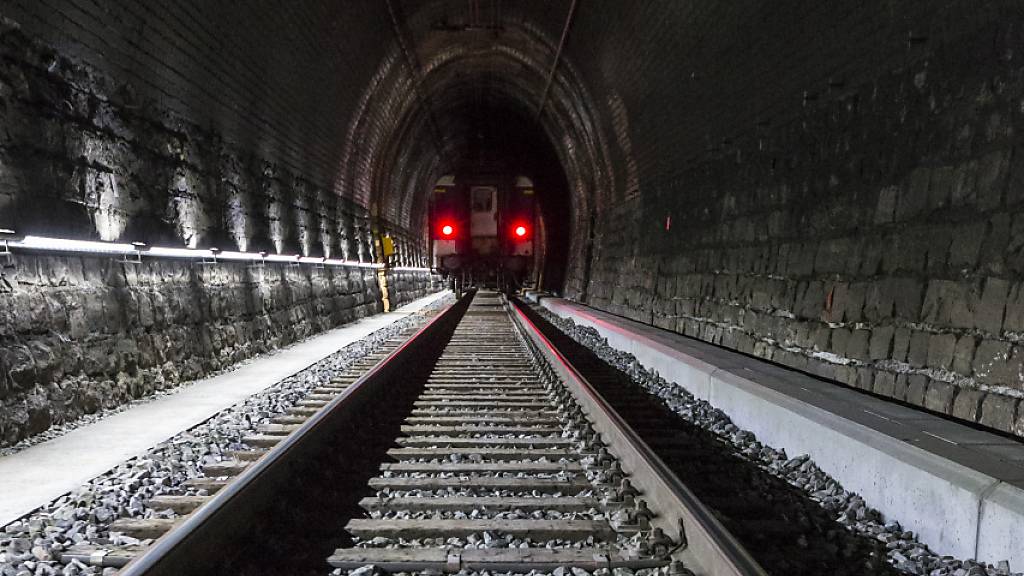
[[109, 290, 765, 576]]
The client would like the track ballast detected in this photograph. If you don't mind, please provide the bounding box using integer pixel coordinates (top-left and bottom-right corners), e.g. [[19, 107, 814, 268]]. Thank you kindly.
[[116, 290, 763, 576]]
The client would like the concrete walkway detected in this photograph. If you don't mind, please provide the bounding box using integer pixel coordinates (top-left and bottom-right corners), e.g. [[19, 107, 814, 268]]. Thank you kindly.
[[0, 291, 450, 526]]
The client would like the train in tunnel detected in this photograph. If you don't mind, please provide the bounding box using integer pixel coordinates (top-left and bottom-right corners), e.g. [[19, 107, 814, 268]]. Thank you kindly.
[[429, 173, 539, 292]]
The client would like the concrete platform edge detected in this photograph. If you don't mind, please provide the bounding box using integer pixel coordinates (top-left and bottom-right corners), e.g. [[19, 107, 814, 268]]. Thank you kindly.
[[539, 297, 1024, 568]]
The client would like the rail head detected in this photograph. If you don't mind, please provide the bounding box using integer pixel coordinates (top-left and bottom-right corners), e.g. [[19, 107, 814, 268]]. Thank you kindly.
[[118, 292, 470, 576], [509, 299, 769, 576]]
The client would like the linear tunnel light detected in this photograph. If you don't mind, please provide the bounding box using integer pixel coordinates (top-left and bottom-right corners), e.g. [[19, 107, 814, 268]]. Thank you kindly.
[[18, 235, 137, 255], [6, 235, 388, 270]]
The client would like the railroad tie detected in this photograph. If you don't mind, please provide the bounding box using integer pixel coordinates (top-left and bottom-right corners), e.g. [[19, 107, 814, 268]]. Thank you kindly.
[[329, 293, 668, 575]]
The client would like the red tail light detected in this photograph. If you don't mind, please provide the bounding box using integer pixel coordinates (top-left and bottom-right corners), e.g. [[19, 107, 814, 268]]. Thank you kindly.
[[511, 223, 530, 240], [438, 222, 456, 238]]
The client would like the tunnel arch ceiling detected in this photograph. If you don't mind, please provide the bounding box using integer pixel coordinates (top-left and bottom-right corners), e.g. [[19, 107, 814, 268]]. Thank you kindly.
[[349, 5, 615, 244]]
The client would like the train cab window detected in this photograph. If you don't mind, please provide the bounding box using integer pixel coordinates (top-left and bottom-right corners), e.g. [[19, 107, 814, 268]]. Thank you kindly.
[[472, 188, 494, 213]]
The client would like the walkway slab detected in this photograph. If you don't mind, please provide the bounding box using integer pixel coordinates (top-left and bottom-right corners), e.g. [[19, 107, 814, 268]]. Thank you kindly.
[[539, 297, 1024, 569], [0, 290, 449, 526]]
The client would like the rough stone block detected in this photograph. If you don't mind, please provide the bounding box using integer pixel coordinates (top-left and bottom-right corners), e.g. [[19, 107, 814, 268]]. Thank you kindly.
[[808, 358, 837, 380], [892, 373, 909, 401], [875, 185, 898, 223], [951, 159, 978, 207], [925, 227, 953, 273], [843, 282, 867, 322], [952, 334, 976, 375], [891, 278, 924, 321], [979, 213, 1011, 275], [922, 280, 961, 326], [863, 280, 896, 322], [1004, 282, 1024, 333], [924, 380, 956, 413], [891, 327, 911, 363], [873, 371, 896, 397], [926, 333, 956, 371], [797, 281, 826, 319], [835, 365, 858, 387], [906, 374, 929, 406], [951, 388, 986, 423], [973, 340, 1021, 387], [67, 304, 89, 340], [897, 167, 930, 221], [859, 239, 884, 277], [976, 149, 1010, 211], [810, 324, 830, 351], [846, 329, 871, 361], [888, 228, 929, 272], [828, 282, 849, 322], [829, 328, 850, 357], [856, 367, 874, 391], [868, 326, 894, 360], [907, 331, 930, 368], [948, 222, 985, 268], [975, 277, 1009, 335], [979, 394, 1019, 433]]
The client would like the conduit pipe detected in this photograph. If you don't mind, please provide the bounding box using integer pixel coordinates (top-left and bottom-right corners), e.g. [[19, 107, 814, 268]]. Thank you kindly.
[[536, 0, 578, 119]]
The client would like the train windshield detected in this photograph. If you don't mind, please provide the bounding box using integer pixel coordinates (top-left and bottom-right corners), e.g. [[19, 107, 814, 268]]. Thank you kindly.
[[471, 188, 494, 212]]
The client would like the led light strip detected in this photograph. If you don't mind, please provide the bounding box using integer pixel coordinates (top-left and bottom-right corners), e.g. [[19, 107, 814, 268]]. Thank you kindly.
[[5, 235, 391, 270]]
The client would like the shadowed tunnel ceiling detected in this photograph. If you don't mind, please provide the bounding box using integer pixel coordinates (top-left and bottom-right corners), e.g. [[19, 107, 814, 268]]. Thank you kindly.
[[355, 0, 606, 229], [1, 0, 608, 255]]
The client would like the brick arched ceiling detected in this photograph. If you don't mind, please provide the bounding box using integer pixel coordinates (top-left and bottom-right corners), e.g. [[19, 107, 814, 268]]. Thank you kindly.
[[339, 0, 611, 235]]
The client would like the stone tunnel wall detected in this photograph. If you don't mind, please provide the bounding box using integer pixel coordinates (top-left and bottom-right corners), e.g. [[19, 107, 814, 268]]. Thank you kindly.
[[0, 17, 440, 447], [385, 269, 437, 310], [573, 1, 1024, 436], [0, 14, 397, 262], [0, 253, 397, 447]]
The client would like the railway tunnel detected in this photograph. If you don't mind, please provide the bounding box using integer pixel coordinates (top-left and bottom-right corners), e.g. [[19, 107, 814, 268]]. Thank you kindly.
[[0, 1, 1023, 575]]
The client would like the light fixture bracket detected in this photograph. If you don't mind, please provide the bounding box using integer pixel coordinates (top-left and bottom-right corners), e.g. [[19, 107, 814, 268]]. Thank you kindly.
[[0, 241, 11, 269]]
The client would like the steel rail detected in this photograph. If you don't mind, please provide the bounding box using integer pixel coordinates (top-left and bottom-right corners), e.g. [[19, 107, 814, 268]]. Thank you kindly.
[[117, 292, 471, 576], [509, 299, 769, 576]]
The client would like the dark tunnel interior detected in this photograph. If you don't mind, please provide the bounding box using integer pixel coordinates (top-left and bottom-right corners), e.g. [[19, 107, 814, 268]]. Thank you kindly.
[[0, 0, 1022, 447], [0, 3, 1023, 572], [425, 98, 573, 290]]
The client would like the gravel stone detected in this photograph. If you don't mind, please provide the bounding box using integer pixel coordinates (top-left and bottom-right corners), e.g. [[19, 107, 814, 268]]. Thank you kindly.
[[0, 297, 453, 576], [535, 307, 1023, 576]]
